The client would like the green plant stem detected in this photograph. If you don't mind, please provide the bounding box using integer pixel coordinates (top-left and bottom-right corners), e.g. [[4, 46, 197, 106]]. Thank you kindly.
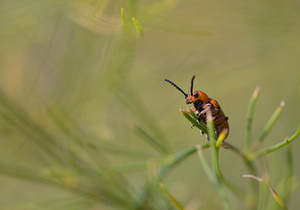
[[258, 100, 285, 144], [160, 183, 184, 210], [269, 145, 293, 210], [249, 125, 300, 160], [207, 112, 247, 200], [243, 174, 287, 210], [207, 111, 231, 209], [281, 145, 293, 202], [121, 8, 126, 25], [0, 91, 63, 164], [246, 86, 260, 154], [0, 162, 106, 201], [197, 145, 231, 210], [132, 124, 171, 154], [206, 110, 217, 164], [216, 147, 247, 200], [159, 144, 209, 179], [257, 180, 269, 210], [132, 17, 143, 35], [221, 142, 246, 158]]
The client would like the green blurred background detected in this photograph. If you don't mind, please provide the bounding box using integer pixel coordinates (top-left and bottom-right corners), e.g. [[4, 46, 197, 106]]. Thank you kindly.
[[0, 0, 299, 209]]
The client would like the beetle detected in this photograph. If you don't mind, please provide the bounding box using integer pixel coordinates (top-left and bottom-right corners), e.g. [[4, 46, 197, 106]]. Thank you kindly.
[[164, 76, 229, 139]]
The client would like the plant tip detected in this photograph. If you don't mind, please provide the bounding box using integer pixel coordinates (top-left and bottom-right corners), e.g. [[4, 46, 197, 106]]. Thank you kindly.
[[179, 108, 185, 114], [242, 174, 263, 182], [253, 86, 260, 98], [280, 100, 286, 108]]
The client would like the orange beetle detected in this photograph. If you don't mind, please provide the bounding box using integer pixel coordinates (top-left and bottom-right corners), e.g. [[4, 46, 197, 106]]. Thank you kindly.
[[165, 76, 229, 139]]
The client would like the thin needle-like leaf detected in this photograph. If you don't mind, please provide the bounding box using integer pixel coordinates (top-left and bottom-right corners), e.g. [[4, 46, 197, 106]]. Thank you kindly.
[[250, 125, 300, 160], [121, 8, 125, 26], [132, 17, 143, 35], [246, 86, 260, 153], [258, 100, 286, 144], [159, 145, 208, 178], [243, 174, 287, 210], [268, 145, 294, 210], [133, 124, 171, 154], [180, 109, 208, 135], [160, 183, 184, 210], [281, 145, 294, 202]]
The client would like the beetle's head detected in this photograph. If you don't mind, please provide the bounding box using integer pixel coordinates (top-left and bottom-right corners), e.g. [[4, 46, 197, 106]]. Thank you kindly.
[[186, 90, 209, 104]]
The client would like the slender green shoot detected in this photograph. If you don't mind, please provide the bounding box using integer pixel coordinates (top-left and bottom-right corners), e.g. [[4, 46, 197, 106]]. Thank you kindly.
[[159, 145, 209, 178], [187, 108, 199, 120], [197, 145, 231, 210], [243, 174, 286, 210], [258, 183, 269, 210], [206, 109, 218, 172], [280, 145, 294, 203], [258, 174, 270, 210], [132, 17, 143, 35], [121, 8, 126, 26], [159, 183, 184, 210], [132, 124, 170, 154], [257, 100, 286, 146], [246, 86, 260, 153], [180, 109, 208, 135], [0, 162, 106, 201], [269, 145, 294, 209], [249, 125, 300, 160], [208, 110, 233, 208]]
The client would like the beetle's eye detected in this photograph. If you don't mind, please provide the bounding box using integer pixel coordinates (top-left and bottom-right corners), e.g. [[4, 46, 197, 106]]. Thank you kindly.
[[194, 92, 199, 98]]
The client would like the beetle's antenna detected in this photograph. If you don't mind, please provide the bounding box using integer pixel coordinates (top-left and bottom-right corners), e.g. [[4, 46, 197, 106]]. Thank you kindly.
[[190, 75, 196, 94], [164, 79, 188, 97]]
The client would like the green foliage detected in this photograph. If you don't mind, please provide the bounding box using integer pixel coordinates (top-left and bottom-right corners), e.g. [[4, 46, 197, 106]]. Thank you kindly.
[[181, 87, 300, 209], [0, 0, 300, 209]]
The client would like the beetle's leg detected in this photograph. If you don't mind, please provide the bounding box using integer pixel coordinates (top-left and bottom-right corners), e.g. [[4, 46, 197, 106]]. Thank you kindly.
[[199, 104, 221, 120], [199, 104, 211, 116], [210, 108, 220, 116], [196, 104, 211, 124], [199, 108, 220, 123]]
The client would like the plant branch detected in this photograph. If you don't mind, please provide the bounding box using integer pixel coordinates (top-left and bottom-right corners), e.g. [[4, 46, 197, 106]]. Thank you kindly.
[[160, 183, 184, 210], [159, 144, 209, 179], [197, 145, 231, 210], [249, 125, 300, 160], [180, 109, 208, 134], [243, 174, 287, 210]]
